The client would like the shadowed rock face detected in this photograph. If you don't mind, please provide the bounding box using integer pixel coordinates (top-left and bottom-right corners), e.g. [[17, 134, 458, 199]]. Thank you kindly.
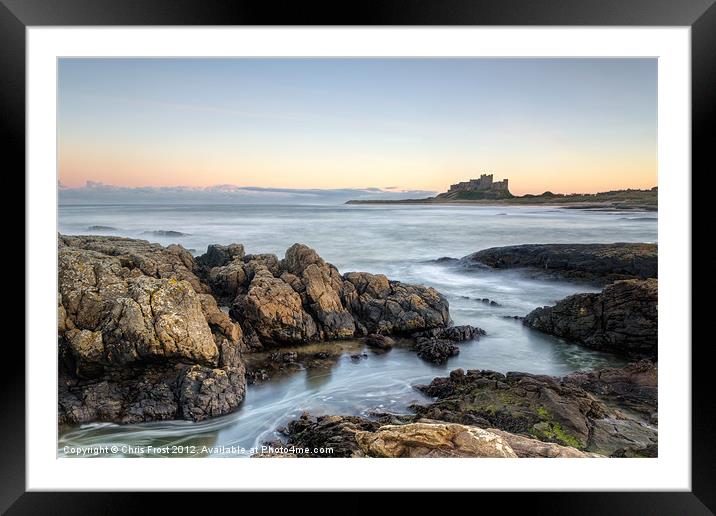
[[464, 243, 657, 284], [524, 278, 657, 358]]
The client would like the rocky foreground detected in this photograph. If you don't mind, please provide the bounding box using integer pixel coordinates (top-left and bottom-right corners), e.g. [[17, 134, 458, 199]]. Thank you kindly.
[[58, 235, 480, 425], [58, 235, 658, 459], [271, 361, 657, 458]]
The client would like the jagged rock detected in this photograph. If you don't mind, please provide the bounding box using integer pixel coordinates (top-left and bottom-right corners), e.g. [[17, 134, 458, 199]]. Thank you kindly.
[[354, 422, 518, 458], [410, 325, 484, 364], [524, 279, 657, 358], [412, 324, 485, 342], [59, 246, 218, 373], [413, 366, 657, 457], [562, 360, 657, 420], [414, 338, 459, 364], [58, 236, 458, 427], [232, 266, 318, 344], [60, 234, 208, 293], [464, 243, 657, 284], [244, 253, 282, 277], [342, 272, 450, 335], [282, 413, 381, 457], [175, 364, 246, 422], [197, 243, 245, 269], [207, 260, 249, 304], [283, 244, 356, 339], [58, 235, 247, 425], [197, 293, 246, 367], [58, 361, 246, 425], [214, 243, 453, 347]]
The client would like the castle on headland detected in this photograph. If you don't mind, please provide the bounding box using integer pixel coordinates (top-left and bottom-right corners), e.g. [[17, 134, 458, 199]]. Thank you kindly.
[[448, 174, 509, 194]]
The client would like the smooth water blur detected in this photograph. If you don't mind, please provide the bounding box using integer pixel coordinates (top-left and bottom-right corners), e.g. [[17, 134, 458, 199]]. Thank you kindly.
[[58, 203, 657, 457]]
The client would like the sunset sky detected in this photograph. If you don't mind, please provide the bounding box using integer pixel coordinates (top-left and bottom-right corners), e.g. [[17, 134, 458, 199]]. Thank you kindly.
[[58, 58, 657, 196]]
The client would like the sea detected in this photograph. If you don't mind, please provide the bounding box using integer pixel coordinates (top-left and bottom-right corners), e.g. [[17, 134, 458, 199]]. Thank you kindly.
[[57, 203, 657, 457]]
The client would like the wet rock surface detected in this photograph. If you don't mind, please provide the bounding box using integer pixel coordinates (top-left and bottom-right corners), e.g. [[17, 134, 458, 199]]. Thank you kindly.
[[281, 413, 381, 457], [524, 278, 657, 358], [411, 325, 486, 364], [464, 243, 657, 284], [412, 365, 657, 457]]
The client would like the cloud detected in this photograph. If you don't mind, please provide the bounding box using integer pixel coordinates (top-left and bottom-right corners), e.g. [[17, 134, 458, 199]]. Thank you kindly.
[[58, 182, 436, 205]]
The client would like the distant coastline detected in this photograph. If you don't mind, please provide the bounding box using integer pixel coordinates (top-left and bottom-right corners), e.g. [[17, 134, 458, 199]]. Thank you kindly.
[[346, 185, 658, 211]]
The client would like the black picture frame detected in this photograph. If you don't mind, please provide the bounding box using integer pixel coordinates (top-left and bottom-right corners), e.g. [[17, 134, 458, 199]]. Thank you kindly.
[[4, 0, 713, 513]]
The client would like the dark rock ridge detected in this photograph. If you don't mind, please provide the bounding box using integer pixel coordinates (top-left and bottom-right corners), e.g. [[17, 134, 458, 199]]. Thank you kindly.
[[524, 278, 657, 358], [58, 235, 454, 425], [411, 325, 486, 364], [413, 365, 657, 457], [463, 243, 657, 284]]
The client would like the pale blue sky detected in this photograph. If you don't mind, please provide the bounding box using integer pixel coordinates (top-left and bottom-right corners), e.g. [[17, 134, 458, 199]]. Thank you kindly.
[[58, 58, 657, 194]]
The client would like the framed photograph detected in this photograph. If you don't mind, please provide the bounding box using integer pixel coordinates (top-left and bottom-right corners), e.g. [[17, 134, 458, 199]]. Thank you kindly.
[[6, 0, 713, 512]]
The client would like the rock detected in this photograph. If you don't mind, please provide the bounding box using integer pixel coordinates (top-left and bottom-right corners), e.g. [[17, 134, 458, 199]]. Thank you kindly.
[[562, 360, 657, 419], [58, 361, 245, 425], [342, 272, 450, 335], [197, 243, 245, 269], [60, 235, 208, 294], [175, 364, 246, 422], [464, 243, 657, 284], [244, 253, 282, 278], [232, 266, 318, 345], [410, 325, 484, 364], [282, 413, 381, 457], [277, 413, 604, 458], [487, 428, 604, 458], [58, 235, 247, 425], [207, 260, 249, 304], [412, 324, 485, 342], [354, 422, 517, 458], [365, 334, 395, 350], [414, 337, 459, 364], [413, 366, 657, 457], [197, 293, 246, 367], [59, 246, 219, 373], [524, 278, 657, 358], [58, 236, 458, 426], [283, 244, 356, 339], [211, 243, 453, 348]]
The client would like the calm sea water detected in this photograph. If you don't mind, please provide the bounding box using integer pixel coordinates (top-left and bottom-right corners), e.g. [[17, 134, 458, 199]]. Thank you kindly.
[[58, 203, 657, 457]]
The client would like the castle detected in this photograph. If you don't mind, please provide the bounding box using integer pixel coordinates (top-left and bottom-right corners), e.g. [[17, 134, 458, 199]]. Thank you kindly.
[[448, 174, 509, 193]]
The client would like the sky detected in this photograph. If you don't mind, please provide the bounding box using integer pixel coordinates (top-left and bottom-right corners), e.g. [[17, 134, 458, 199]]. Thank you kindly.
[[58, 58, 657, 198]]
